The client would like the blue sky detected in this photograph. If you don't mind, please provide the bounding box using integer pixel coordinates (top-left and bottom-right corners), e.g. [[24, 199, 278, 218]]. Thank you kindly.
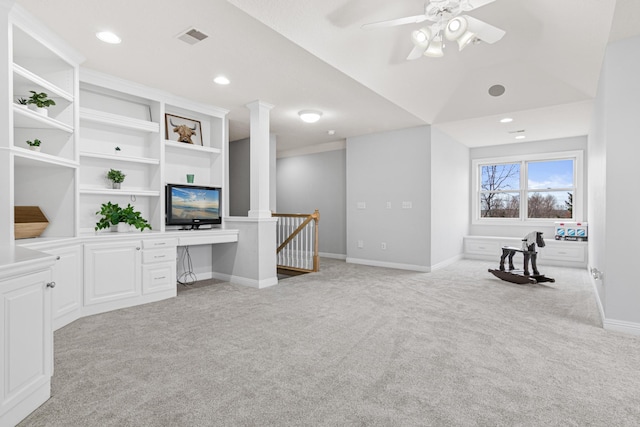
[[528, 160, 574, 189]]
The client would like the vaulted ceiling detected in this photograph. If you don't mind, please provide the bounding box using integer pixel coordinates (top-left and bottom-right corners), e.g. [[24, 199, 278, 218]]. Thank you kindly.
[[17, 0, 640, 152]]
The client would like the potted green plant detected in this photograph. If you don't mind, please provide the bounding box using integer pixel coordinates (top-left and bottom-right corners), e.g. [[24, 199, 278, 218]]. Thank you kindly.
[[16, 97, 28, 108], [27, 91, 56, 116], [26, 138, 42, 152], [94, 202, 152, 232], [107, 168, 125, 189], [114, 146, 121, 154]]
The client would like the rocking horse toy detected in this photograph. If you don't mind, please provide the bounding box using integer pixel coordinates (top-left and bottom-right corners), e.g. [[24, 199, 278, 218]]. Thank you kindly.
[[488, 231, 555, 285]]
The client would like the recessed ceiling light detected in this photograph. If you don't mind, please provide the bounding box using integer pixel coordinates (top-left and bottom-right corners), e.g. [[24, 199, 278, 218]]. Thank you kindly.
[[96, 31, 121, 44], [328, 130, 336, 135], [515, 135, 526, 140], [500, 117, 513, 123], [213, 76, 230, 85], [298, 110, 322, 123]]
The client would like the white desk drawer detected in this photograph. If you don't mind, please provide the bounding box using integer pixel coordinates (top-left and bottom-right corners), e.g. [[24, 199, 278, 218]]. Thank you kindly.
[[465, 239, 500, 255], [142, 238, 178, 249], [142, 248, 176, 264], [142, 263, 175, 294]]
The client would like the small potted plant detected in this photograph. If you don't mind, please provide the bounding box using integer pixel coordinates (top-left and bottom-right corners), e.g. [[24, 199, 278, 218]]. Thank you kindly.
[[106, 168, 125, 189], [94, 202, 152, 233], [26, 138, 42, 152], [16, 98, 28, 108], [115, 146, 121, 155], [27, 91, 56, 116]]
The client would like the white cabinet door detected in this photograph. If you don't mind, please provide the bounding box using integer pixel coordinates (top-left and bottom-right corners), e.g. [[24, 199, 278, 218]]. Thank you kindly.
[[84, 240, 141, 306], [0, 270, 52, 424], [46, 245, 83, 330]]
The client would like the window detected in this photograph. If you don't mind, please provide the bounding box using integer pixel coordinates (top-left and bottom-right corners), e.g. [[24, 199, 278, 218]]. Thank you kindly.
[[473, 151, 583, 223]]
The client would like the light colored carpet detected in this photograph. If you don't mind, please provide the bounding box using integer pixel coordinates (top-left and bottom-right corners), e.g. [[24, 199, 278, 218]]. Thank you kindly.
[[19, 259, 640, 426]]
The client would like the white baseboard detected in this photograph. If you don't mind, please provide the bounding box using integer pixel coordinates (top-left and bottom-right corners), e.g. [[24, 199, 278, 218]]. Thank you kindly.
[[212, 272, 278, 289], [603, 318, 640, 337], [319, 252, 346, 260], [346, 257, 430, 273], [430, 254, 464, 272]]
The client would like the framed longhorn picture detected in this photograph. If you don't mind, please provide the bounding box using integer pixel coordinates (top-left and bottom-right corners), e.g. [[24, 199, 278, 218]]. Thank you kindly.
[[165, 113, 203, 146]]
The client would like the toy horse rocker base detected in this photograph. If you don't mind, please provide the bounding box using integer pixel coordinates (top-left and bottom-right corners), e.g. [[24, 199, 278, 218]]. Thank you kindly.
[[488, 231, 555, 285]]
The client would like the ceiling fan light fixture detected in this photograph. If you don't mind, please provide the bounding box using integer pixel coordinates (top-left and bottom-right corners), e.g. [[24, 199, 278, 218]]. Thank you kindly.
[[444, 16, 468, 41], [411, 28, 431, 47], [424, 36, 444, 57], [298, 110, 323, 123], [456, 31, 477, 50]]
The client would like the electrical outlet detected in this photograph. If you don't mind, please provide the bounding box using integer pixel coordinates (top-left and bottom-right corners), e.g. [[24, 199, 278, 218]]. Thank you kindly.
[[357, 240, 364, 248], [381, 242, 387, 250], [402, 201, 412, 209], [357, 202, 366, 209], [386, 201, 391, 209]]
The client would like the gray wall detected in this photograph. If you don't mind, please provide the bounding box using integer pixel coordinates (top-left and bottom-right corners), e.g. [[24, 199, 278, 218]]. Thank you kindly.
[[469, 135, 587, 239], [277, 149, 347, 257], [589, 34, 640, 326], [346, 126, 431, 270], [229, 137, 250, 216], [431, 128, 470, 267]]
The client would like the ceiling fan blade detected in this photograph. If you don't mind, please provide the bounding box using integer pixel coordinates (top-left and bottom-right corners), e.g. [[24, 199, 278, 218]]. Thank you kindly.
[[407, 44, 427, 60], [461, 0, 496, 12], [464, 15, 506, 44], [361, 14, 427, 30]]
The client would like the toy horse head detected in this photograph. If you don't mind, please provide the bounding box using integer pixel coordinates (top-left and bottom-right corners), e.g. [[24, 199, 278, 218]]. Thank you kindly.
[[536, 231, 545, 248]]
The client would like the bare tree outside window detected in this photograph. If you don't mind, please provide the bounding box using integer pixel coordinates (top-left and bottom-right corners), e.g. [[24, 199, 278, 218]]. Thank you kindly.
[[480, 164, 520, 217]]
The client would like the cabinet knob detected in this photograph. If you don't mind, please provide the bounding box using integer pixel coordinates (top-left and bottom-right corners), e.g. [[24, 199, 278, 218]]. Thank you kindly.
[[56, 256, 61, 261], [136, 247, 141, 250], [46, 282, 56, 289]]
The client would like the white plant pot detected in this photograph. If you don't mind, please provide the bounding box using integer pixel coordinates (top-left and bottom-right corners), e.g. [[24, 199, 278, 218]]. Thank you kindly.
[[116, 223, 130, 233], [111, 182, 121, 189], [16, 103, 28, 110], [28, 105, 48, 117], [28, 146, 41, 152]]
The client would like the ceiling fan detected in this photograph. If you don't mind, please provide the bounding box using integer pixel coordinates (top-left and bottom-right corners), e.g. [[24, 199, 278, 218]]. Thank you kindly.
[[361, 0, 506, 59]]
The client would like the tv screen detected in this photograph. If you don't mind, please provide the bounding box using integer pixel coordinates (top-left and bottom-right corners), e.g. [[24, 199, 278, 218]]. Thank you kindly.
[[166, 184, 221, 228]]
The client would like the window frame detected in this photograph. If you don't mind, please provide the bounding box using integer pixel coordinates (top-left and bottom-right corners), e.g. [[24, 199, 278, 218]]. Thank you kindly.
[[472, 150, 584, 226]]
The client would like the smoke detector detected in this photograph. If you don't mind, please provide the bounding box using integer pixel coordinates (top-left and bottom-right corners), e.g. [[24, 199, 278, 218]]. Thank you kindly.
[[176, 28, 209, 45]]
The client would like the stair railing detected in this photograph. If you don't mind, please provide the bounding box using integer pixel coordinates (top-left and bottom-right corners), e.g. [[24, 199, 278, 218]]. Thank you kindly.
[[272, 209, 319, 273]]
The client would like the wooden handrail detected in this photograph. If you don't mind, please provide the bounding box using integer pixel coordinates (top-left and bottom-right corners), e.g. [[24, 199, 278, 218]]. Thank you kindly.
[[273, 209, 320, 272]]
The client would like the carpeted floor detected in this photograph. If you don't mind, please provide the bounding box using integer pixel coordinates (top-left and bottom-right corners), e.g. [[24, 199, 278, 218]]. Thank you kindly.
[[19, 259, 640, 426]]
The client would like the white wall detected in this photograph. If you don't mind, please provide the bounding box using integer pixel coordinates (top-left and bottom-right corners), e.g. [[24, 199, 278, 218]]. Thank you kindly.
[[431, 128, 469, 267], [468, 136, 587, 239], [590, 34, 640, 328], [276, 149, 347, 258], [346, 126, 431, 271]]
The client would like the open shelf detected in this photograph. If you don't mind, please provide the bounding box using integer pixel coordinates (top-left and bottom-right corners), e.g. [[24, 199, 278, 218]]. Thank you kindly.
[[164, 139, 221, 154], [13, 147, 78, 169], [13, 63, 74, 102], [14, 105, 73, 133], [80, 107, 160, 133], [80, 151, 159, 165], [79, 187, 160, 197]]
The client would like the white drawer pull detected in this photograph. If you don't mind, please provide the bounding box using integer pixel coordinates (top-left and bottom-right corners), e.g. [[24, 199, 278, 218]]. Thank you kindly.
[[154, 276, 166, 280], [478, 246, 486, 249], [558, 251, 567, 255], [155, 242, 166, 246], [154, 255, 166, 259]]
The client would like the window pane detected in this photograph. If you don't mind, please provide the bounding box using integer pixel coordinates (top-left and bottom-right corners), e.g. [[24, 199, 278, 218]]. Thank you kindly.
[[481, 163, 520, 191], [527, 191, 573, 218], [528, 160, 573, 189], [480, 192, 520, 218]]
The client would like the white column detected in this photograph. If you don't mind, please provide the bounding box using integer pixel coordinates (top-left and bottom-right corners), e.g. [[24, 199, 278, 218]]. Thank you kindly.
[[246, 100, 274, 218]]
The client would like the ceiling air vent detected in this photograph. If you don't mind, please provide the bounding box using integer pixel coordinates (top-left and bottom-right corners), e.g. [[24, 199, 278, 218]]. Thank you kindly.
[[176, 28, 209, 45]]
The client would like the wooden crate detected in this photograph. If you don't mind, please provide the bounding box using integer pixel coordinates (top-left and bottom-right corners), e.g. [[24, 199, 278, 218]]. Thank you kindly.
[[15, 206, 49, 239]]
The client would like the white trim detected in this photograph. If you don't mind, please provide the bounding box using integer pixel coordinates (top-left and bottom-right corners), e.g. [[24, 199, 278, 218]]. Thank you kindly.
[[212, 272, 278, 289], [430, 254, 464, 271], [346, 257, 430, 273], [319, 252, 347, 260], [277, 140, 346, 158], [471, 150, 584, 225], [604, 319, 640, 337], [587, 267, 606, 325], [224, 216, 277, 224]]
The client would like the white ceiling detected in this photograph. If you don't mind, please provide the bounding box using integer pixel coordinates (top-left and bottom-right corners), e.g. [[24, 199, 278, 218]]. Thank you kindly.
[[16, 0, 640, 151]]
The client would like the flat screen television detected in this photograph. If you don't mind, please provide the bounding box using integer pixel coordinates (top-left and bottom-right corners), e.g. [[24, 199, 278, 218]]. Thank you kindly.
[[165, 184, 222, 228]]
